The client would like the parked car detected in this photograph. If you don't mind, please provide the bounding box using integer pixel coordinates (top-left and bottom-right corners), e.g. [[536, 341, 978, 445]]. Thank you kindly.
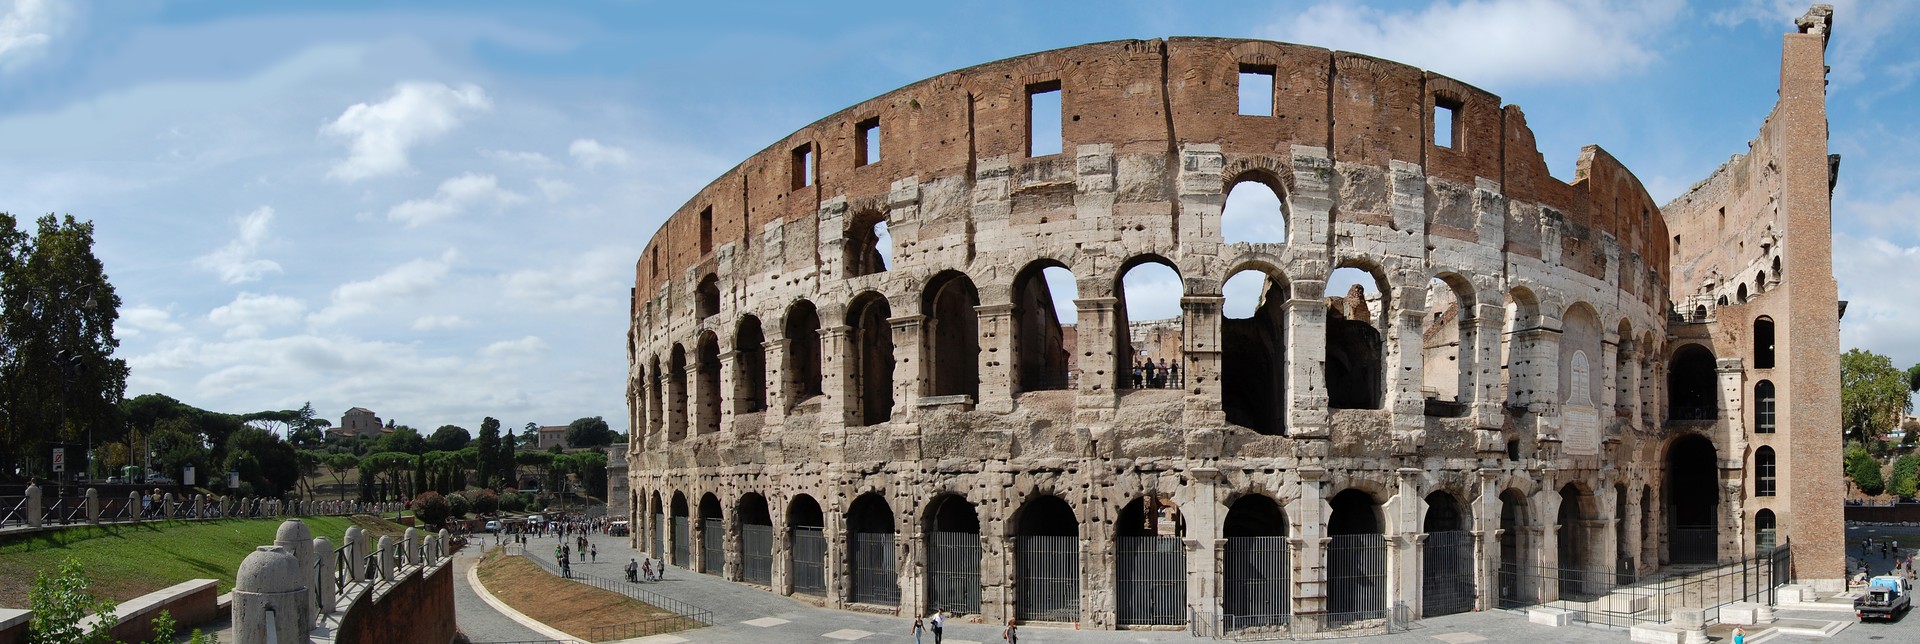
[[105, 475, 126, 484], [484, 520, 501, 533], [146, 473, 175, 485]]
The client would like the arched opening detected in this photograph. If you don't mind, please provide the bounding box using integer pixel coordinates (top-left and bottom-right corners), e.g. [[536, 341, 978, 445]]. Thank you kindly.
[[1614, 484, 1632, 583], [1737, 283, 1748, 303], [670, 492, 691, 568], [696, 273, 720, 319], [925, 494, 981, 614], [1754, 317, 1775, 369], [783, 300, 824, 410], [1754, 447, 1777, 497], [1327, 489, 1386, 624], [1013, 495, 1080, 622], [1222, 269, 1287, 434], [738, 493, 774, 585], [1223, 494, 1290, 628], [1222, 175, 1287, 245], [1693, 305, 1708, 322], [1556, 484, 1595, 599], [847, 493, 898, 605], [1616, 319, 1636, 420], [1668, 345, 1718, 422], [1665, 434, 1720, 564], [848, 292, 895, 426], [1422, 491, 1474, 617], [1718, 295, 1729, 307], [1116, 496, 1185, 626], [695, 332, 722, 434], [1012, 262, 1079, 393], [734, 316, 767, 414], [1504, 287, 1541, 407], [667, 345, 688, 441], [923, 271, 980, 399], [1326, 267, 1386, 409], [1754, 381, 1776, 434], [647, 355, 664, 436], [787, 495, 826, 594], [1771, 256, 1781, 282], [698, 493, 725, 575], [1421, 275, 1473, 416], [846, 210, 891, 277], [649, 492, 665, 559], [1754, 509, 1777, 551], [1498, 489, 1530, 608], [1116, 257, 1183, 390]]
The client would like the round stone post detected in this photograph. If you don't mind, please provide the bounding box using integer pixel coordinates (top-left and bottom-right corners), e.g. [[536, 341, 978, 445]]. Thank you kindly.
[[163, 493, 175, 519], [274, 519, 315, 609], [129, 492, 141, 521], [312, 536, 336, 621], [404, 527, 422, 566], [233, 545, 309, 644], [86, 488, 99, 524], [376, 536, 395, 580], [341, 526, 365, 582], [196, 494, 206, 519], [438, 529, 451, 563], [24, 483, 39, 528]]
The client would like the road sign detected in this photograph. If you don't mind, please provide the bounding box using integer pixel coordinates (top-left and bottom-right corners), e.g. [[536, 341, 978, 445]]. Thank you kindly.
[[51, 448, 65, 473]]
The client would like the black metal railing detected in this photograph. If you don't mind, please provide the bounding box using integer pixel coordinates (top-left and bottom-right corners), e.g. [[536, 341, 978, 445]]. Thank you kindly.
[[587, 614, 705, 641], [1494, 543, 1792, 629], [514, 548, 712, 627]]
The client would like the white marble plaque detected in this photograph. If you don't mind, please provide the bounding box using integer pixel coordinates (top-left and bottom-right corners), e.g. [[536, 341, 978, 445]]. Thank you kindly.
[[1564, 350, 1598, 454]]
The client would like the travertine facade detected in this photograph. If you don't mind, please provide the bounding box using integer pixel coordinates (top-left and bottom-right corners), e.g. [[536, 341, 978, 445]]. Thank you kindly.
[[625, 6, 1843, 631]]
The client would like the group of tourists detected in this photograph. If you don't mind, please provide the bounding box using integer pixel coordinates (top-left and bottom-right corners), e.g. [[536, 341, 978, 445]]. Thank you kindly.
[[1856, 535, 1917, 581], [909, 610, 1019, 643], [1128, 358, 1180, 389], [624, 556, 665, 582]]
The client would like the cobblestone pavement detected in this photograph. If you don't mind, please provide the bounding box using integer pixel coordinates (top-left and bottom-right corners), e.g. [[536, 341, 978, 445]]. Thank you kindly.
[[453, 530, 1920, 643]]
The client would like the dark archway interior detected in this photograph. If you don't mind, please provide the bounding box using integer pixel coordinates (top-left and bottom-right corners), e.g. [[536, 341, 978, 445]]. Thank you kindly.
[[671, 493, 688, 517], [698, 493, 722, 521], [696, 273, 720, 319], [928, 495, 979, 533], [668, 345, 688, 440], [847, 493, 894, 534], [735, 316, 767, 413], [739, 493, 772, 526], [1328, 489, 1381, 535], [924, 272, 981, 398], [784, 301, 824, 407], [850, 294, 895, 425], [1013, 263, 1071, 392], [696, 334, 722, 434], [1117, 496, 1185, 538], [1326, 296, 1384, 410], [1223, 274, 1287, 434], [1754, 317, 1775, 369], [1223, 494, 1287, 538], [846, 213, 889, 277], [1665, 434, 1720, 563], [1423, 492, 1462, 532], [1668, 345, 1718, 421], [1016, 495, 1078, 537], [788, 495, 824, 529]]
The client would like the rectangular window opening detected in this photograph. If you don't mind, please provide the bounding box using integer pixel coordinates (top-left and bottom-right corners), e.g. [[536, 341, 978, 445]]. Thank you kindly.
[[699, 207, 713, 255], [791, 143, 815, 190], [1434, 98, 1461, 149], [1027, 81, 1063, 157], [1238, 65, 1274, 116], [856, 118, 880, 167]]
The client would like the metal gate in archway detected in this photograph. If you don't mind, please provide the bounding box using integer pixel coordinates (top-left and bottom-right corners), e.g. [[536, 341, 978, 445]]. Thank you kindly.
[[652, 513, 665, 559], [791, 527, 827, 594], [671, 516, 690, 568], [742, 524, 774, 584], [850, 532, 898, 605], [1422, 530, 1475, 617], [927, 531, 980, 613], [700, 518, 723, 576], [1327, 534, 1387, 626], [1224, 536, 1291, 629], [1015, 535, 1080, 622], [1116, 536, 1184, 626]]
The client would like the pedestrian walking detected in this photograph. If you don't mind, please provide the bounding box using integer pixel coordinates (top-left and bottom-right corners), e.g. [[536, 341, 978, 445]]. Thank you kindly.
[[626, 558, 639, 582], [643, 558, 654, 582], [930, 609, 945, 644], [1002, 619, 1017, 643], [591, 544, 598, 562], [1732, 626, 1746, 644], [911, 616, 924, 644]]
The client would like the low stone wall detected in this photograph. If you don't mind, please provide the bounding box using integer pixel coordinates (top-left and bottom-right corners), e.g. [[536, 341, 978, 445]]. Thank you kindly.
[[1844, 503, 1920, 523], [332, 562, 455, 644], [0, 608, 28, 644], [88, 579, 221, 643]]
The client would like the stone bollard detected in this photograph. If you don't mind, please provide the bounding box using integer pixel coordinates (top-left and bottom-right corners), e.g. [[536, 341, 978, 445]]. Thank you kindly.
[[341, 527, 365, 582], [376, 536, 395, 581], [130, 492, 141, 521], [404, 528, 421, 566], [274, 520, 315, 606], [86, 488, 99, 524], [1671, 607, 1708, 644], [438, 529, 451, 564], [355, 527, 373, 581], [312, 537, 336, 618], [163, 493, 175, 519], [196, 494, 206, 519], [233, 546, 309, 644], [25, 483, 40, 528]]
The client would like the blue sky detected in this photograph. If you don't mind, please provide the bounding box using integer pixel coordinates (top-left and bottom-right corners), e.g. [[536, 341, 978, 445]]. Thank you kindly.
[[1, 0, 1915, 433]]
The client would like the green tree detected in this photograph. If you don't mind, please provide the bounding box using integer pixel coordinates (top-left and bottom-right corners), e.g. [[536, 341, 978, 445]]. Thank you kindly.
[[570, 450, 609, 498], [475, 417, 501, 489], [223, 427, 298, 496], [1892, 454, 1920, 499], [1843, 348, 1910, 445], [1847, 443, 1886, 496], [359, 452, 415, 501], [427, 425, 470, 452], [500, 429, 517, 489], [565, 416, 616, 448], [323, 453, 360, 501], [375, 425, 426, 455], [472, 488, 499, 514], [0, 214, 129, 477], [447, 492, 472, 519], [290, 402, 328, 448], [411, 491, 450, 527]]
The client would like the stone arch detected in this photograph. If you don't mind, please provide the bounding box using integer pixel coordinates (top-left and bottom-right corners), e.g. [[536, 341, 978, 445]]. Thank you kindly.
[[1222, 169, 1288, 246], [847, 290, 895, 426], [783, 299, 824, 410], [925, 493, 982, 614], [1223, 493, 1290, 625], [667, 344, 689, 441], [697, 492, 725, 575], [734, 315, 767, 414], [786, 494, 826, 595], [1754, 316, 1775, 369], [1011, 494, 1080, 622], [696, 273, 720, 319], [845, 492, 899, 605], [1664, 433, 1720, 564], [1498, 488, 1533, 607], [1421, 271, 1477, 412], [1668, 344, 1718, 422], [846, 208, 891, 277], [1011, 259, 1078, 393], [1326, 263, 1389, 410], [670, 490, 692, 568], [1115, 254, 1185, 390], [1556, 482, 1600, 598], [1754, 509, 1777, 550], [923, 270, 981, 399], [1222, 264, 1289, 433], [694, 331, 722, 435]]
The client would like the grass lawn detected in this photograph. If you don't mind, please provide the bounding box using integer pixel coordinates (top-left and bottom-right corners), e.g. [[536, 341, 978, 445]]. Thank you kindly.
[[0, 514, 409, 609], [476, 548, 695, 642]]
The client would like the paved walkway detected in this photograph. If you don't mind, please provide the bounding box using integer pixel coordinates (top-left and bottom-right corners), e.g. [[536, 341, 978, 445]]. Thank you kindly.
[[459, 530, 1920, 643], [454, 544, 552, 643]]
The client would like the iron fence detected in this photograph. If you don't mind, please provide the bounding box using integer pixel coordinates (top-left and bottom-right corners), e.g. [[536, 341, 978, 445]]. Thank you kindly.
[[97, 497, 135, 524], [741, 524, 773, 585], [588, 613, 705, 641], [1014, 535, 1080, 622], [0, 497, 26, 527], [1223, 536, 1290, 629], [1116, 535, 1184, 626], [849, 531, 898, 605], [671, 516, 690, 568], [652, 513, 665, 559], [927, 530, 981, 614], [791, 527, 827, 594], [516, 548, 713, 624], [700, 518, 723, 576], [1326, 534, 1387, 628], [1421, 530, 1475, 617], [1195, 603, 1415, 640], [1494, 543, 1792, 629]]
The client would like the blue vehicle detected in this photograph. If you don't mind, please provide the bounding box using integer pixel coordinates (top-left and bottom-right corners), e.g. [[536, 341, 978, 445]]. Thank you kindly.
[[1856, 576, 1911, 621]]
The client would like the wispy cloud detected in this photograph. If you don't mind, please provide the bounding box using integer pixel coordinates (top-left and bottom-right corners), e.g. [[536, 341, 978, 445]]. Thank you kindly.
[[568, 138, 632, 169], [209, 292, 307, 339], [323, 82, 492, 182], [0, 0, 65, 74], [310, 249, 459, 326], [194, 206, 282, 284], [387, 172, 525, 227]]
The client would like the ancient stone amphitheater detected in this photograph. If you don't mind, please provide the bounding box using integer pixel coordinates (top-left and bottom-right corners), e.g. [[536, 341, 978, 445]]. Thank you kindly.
[[627, 6, 1842, 634]]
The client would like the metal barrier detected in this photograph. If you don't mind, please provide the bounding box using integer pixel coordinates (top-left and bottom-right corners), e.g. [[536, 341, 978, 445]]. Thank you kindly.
[[1116, 535, 1184, 626], [513, 548, 713, 626], [1193, 603, 1416, 640], [1494, 543, 1792, 629], [0, 496, 27, 527], [1013, 534, 1080, 622], [587, 614, 706, 641]]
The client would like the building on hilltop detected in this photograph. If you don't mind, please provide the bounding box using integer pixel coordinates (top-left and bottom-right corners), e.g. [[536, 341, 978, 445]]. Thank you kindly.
[[325, 407, 388, 440], [536, 425, 569, 450], [623, 5, 1844, 632]]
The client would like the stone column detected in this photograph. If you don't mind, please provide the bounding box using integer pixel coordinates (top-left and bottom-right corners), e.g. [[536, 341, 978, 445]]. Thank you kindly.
[[1181, 296, 1226, 445], [1392, 468, 1422, 613], [313, 537, 336, 617], [130, 492, 142, 521], [974, 303, 1016, 414], [1289, 468, 1330, 631], [342, 526, 365, 582], [1469, 310, 1507, 437], [164, 493, 176, 519], [86, 488, 99, 524], [887, 314, 926, 422], [1187, 468, 1223, 625], [275, 520, 314, 610], [1474, 469, 1501, 611], [1284, 288, 1330, 438], [761, 337, 789, 429], [233, 546, 309, 644], [717, 348, 739, 435], [822, 324, 854, 432], [1072, 297, 1119, 437]]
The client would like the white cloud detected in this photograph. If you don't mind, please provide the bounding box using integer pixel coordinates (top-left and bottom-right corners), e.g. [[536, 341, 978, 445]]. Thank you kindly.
[[1268, 0, 1678, 86], [500, 246, 632, 312], [194, 206, 283, 284], [209, 292, 307, 339], [411, 314, 467, 331], [322, 82, 492, 182], [568, 138, 632, 169], [534, 177, 575, 202], [120, 305, 185, 338], [0, 0, 64, 74], [481, 335, 549, 362], [480, 148, 557, 168], [310, 249, 459, 325], [387, 172, 525, 227]]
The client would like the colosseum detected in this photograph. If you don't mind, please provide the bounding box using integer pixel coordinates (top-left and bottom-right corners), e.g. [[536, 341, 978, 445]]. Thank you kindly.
[[625, 5, 1844, 634]]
